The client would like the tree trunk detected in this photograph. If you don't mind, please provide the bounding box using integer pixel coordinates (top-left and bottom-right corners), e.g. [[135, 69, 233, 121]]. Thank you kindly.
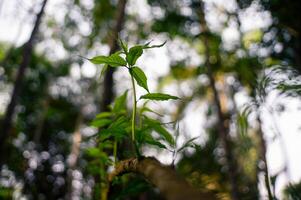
[[93, 0, 127, 199], [0, 0, 48, 163], [33, 97, 49, 145], [256, 114, 274, 199], [199, 2, 240, 200], [66, 112, 83, 200], [109, 157, 218, 200], [100, 0, 127, 112]]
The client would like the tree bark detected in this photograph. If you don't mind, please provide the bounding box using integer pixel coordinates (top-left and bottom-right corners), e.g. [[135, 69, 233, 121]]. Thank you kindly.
[[109, 157, 218, 200], [198, 2, 240, 200], [0, 0, 48, 162]]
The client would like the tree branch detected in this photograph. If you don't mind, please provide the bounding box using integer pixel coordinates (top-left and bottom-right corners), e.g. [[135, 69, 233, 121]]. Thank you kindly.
[[109, 157, 218, 200]]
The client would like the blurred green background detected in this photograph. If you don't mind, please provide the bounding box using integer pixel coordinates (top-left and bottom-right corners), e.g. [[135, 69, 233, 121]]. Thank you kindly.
[[0, 0, 301, 199]]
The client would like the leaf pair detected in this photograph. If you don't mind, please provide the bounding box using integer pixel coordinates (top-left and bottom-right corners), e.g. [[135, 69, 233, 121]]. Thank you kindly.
[[97, 40, 142, 67], [124, 40, 166, 66], [89, 40, 166, 67], [127, 46, 143, 66]]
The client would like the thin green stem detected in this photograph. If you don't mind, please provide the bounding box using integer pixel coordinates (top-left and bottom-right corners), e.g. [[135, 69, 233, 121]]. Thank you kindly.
[[113, 139, 117, 166], [129, 68, 141, 158], [130, 74, 137, 142]]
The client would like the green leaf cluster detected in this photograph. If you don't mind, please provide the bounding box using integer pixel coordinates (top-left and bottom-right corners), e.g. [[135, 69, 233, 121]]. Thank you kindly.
[[87, 40, 196, 172]]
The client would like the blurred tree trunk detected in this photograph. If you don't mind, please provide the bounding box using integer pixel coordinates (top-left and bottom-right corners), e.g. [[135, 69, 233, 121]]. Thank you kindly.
[[93, 0, 127, 199], [66, 112, 83, 200], [199, 2, 240, 200], [231, 6, 276, 198], [256, 115, 274, 199], [33, 97, 49, 145], [0, 0, 48, 163], [229, 84, 260, 199], [230, 9, 268, 199], [100, 0, 127, 112]]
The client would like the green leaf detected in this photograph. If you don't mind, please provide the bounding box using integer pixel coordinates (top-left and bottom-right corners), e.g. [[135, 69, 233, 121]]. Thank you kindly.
[[140, 93, 179, 101], [85, 147, 100, 157], [130, 67, 149, 92], [237, 106, 252, 137], [98, 116, 130, 141], [96, 112, 112, 119], [91, 118, 112, 128], [145, 138, 167, 149], [100, 124, 129, 141], [153, 124, 174, 146], [126, 46, 143, 66], [89, 53, 127, 67], [100, 128, 126, 140], [85, 147, 107, 159], [113, 90, 128, 112], [99, 140, 113, 149], [144, 118, 175, 146], [100, 65, 108, 77], [136, 128, 167, 149], [110, 116, 128, 128], [177, 137, 198, 152], [119, 39, 128, 54], [143, 41, 166, 49], [140, 107, 163, 117], [136, 127, 151, 142], [277, 83, 301, 95]]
